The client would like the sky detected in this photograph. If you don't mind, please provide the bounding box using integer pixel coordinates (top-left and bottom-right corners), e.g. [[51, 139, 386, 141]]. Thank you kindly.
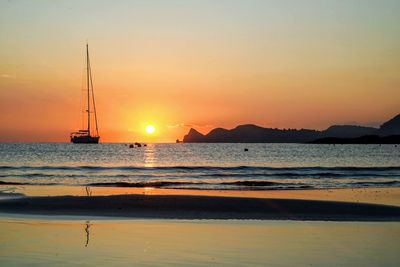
[[0, 0, 399, 142]]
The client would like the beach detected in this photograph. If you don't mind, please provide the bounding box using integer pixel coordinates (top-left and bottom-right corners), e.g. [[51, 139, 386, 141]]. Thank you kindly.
[[1, 217, 400, 266], [1, 186, 400, 221], [2, 184, 400, 267], [3, 184, 400, 206], [1, 186, 400, 266]]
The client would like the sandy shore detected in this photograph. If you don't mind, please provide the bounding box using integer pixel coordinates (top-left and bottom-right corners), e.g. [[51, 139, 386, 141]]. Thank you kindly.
[[2, 219, 399, 266], [0, 194, 399, 221], [2, 184, 400, 205]]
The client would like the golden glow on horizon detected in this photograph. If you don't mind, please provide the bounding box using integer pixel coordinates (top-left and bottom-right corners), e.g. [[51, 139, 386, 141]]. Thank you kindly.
[[145, 125, 156, 135]]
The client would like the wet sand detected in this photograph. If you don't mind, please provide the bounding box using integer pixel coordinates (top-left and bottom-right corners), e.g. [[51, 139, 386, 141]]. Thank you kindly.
[[1, 218, 399, 266], [1, 187, 400, 266], [2, 185, 400, 206], [0, 194, 399, 221]]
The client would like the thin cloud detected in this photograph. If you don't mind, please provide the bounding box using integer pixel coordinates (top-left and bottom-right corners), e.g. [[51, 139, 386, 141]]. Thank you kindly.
[[166, 123, 186, 129], [1, 73, 12, 78], [166, 123, 214, 129]]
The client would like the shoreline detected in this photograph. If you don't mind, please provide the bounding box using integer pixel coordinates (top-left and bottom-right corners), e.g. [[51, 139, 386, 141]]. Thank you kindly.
[[0, 194, 399, 221], [2, 185, 400, 206]]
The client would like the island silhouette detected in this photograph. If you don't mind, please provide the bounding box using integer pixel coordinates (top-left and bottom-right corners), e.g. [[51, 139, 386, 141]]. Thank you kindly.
[[182, 114, 400, 144]]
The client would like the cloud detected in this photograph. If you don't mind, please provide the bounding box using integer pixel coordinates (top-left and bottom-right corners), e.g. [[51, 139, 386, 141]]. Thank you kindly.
[[166, 123, 186, 129], [1, 73, 12, 78], [166, 123, 214, 129]]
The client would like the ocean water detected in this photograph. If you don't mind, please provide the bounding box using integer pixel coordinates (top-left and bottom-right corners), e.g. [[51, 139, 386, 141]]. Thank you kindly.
[[0, 143, 399, 190]]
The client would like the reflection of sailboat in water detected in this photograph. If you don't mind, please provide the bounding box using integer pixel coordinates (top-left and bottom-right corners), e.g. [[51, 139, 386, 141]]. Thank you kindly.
[[84, 221, 91, 247], [70, 43, 100, 143]]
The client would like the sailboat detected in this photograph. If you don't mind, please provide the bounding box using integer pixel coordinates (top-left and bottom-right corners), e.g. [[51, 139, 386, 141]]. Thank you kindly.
[[70, 44, 100, 143]]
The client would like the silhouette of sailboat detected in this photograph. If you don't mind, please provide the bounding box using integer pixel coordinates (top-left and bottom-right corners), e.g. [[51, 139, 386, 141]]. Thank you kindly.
[[70, 44, 100, 143]]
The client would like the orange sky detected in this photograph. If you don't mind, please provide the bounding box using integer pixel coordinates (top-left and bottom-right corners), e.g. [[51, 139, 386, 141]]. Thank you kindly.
[[0, 1, 399, 142]]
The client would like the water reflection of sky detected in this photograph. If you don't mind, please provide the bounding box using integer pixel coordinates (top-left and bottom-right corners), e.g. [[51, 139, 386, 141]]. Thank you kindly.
[[1, 219, 399, 266]]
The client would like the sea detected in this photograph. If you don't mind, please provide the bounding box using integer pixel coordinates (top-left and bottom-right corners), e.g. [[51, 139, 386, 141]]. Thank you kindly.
[[0, 142, 399, 190]]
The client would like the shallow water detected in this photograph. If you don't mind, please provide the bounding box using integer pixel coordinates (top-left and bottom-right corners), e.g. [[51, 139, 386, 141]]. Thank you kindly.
[[0, 143, 399, 190], [0, 217, 399, 266]]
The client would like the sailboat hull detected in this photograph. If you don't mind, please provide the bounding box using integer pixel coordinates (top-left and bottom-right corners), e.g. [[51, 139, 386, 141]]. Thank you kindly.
[[71, 135, 99, 144]]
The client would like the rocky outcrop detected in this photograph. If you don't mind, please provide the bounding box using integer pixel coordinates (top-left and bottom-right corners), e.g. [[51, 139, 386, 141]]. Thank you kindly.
[[183, 128, 205, 142], [379, 114, 400, 136]]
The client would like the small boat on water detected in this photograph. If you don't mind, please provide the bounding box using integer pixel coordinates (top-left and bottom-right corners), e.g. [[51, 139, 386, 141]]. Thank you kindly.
[[70, 44, 100, 144]]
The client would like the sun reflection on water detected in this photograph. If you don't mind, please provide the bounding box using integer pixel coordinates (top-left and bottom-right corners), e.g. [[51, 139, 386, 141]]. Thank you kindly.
[[144, 144, 156, 167]]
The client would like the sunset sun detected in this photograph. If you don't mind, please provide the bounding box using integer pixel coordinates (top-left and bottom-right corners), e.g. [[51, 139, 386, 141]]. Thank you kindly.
[[145, 125, 156, 134]]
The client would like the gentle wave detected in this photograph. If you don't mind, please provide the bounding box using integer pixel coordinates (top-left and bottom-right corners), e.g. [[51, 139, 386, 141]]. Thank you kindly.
[[86, 180, 399, 189], [1, 166, 400, 180], [1, 172, 398, 179], [88, 180, 282, 188], [1, 165, 400, 174], [1, 165, 399, 190], [1, 165, 400, 171], [0, 178, 398, 190], [0, 181, 57, 186]]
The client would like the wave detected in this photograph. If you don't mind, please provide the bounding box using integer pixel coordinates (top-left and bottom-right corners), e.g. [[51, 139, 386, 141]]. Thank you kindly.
[[350, 180, 400, 186], [0, 181, 57, 186], [1, 178, 398, 190], [1, 165, 400, 172], [84, 180, 400, 190], [87, 180, 311, 190], [88, 180, 282, 188], [1, 165, 399, 181], [88, 181, 202, 188], [0, 181, 27, 185], [1, 165, 399, 190]]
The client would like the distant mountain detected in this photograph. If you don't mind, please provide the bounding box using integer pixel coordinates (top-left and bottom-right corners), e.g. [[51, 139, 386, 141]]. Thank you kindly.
[[182, 113, 400, 143], [379, 114, 400, 136], [323, 125, 377, 138], [189, 124, 322, 143], [183, 124, 321, 143]]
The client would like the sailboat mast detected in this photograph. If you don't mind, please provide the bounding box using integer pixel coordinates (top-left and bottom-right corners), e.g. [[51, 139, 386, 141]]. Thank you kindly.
[[86, 43, 91, 135], [87, 47, 99, 136]]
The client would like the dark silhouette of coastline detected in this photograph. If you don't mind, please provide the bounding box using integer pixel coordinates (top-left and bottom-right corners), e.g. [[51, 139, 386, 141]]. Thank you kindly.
[[182, 114, 400, 143], [310, 135, 400, 144]]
